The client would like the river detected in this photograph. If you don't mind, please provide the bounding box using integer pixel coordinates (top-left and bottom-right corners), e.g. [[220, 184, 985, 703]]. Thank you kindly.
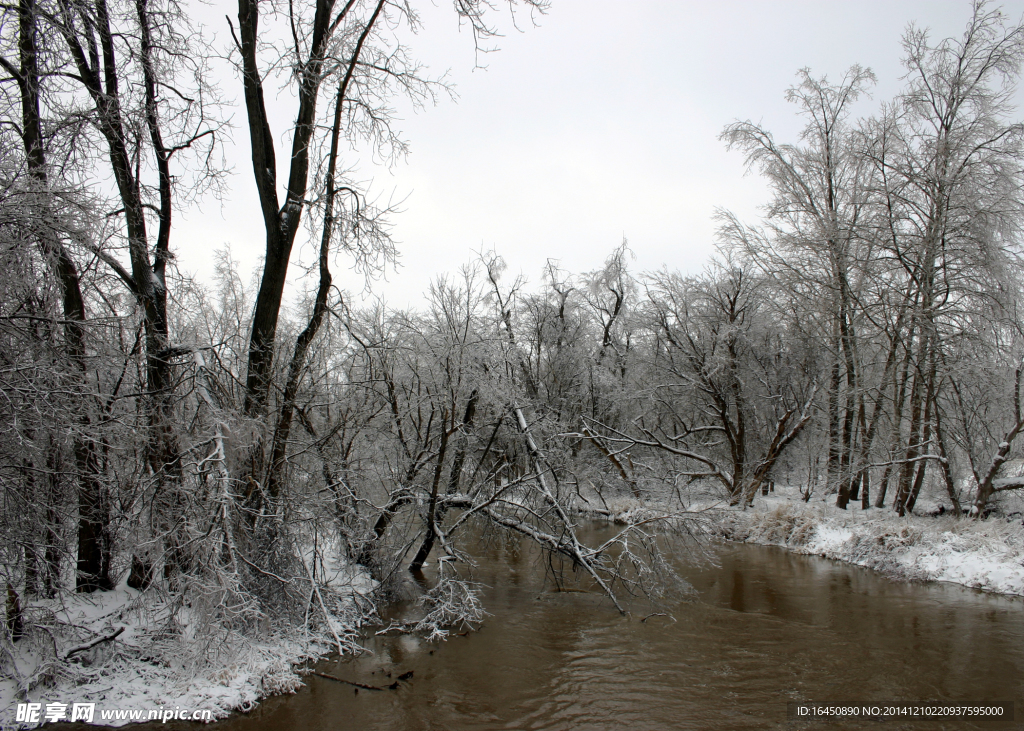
[[185, 530, 1023, 730]]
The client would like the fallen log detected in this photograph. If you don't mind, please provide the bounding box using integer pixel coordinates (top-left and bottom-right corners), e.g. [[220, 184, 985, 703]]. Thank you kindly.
[[66, 627, 124, 660]]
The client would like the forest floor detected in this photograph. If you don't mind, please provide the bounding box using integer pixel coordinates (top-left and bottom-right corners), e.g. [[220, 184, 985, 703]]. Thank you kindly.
[[710, 485, 1024, 597], [0, 553, 372, 728]]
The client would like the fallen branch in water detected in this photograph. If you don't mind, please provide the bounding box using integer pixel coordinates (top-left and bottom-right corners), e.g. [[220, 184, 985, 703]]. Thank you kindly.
[[314, 672, 387, 691], [640, 613, 675, 623], [548, 587, 593, 594]]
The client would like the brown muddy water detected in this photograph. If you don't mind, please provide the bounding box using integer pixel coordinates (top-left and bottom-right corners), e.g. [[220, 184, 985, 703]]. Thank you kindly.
[[171, 530, 1023, 730]]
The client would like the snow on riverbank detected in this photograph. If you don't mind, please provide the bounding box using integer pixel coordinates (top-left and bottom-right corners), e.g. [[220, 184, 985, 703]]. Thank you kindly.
[[5, 495, 1022, 729], [715, 492, 1024, 596], [1, 557, 374, 728]]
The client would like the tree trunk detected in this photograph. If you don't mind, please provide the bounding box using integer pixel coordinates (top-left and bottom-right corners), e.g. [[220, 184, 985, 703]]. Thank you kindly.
[[933, 401, 962, 516], [240, 0, 385, 418], [16, 0, 111, 591], [894, 327, 929, 516], [835, 291, 859, 509], [971, 369, 1024, 516], [825, 355, 842, 495], [904, 347, 938, 515], [409, 412, 451, 574], [875, 326, 915, 508], [265, 74, 350, 503]]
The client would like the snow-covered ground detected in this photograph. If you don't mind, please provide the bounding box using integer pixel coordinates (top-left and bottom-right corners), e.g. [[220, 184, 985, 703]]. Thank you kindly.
[[1, 554, 374, 728], [715, 489, 1024, 596]]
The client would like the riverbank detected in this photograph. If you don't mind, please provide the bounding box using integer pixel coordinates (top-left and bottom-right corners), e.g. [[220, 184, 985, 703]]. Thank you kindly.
[[713, 491, 1024, 597], [0, 556, 372, 728], [5, 492, 1023, 729], [181, 522, 1024, 731]]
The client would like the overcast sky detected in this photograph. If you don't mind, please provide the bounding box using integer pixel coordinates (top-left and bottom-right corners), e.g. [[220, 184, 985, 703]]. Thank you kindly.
[[175, 0, 1024, 309]]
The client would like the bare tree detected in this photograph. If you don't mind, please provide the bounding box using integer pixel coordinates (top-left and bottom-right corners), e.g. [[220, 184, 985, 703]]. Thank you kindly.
[[617, 264, 816, 508], [0, 0, 111, 590], [870, 0, 1024, 515], [722, 65, 876, 509]]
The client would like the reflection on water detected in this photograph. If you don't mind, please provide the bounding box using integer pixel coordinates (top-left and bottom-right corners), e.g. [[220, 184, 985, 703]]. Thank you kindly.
[[168, 531, 1024, 730]]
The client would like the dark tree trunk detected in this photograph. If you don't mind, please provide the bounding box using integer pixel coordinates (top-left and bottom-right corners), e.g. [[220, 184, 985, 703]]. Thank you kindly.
[[13, 0, 112, 591], [835, 294, 859, 509], [826, 355, 842, 496], [409, 414, 451, 574], [239, 0, 386, 419], [265, 71, 353, 502], [875, 326, 915, 508], [933, 402, 962, 516], [904, 352, 938, 515], [894, 326, 929, 516]]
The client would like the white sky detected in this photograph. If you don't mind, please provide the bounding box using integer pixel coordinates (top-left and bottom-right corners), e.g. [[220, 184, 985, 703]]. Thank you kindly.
[[174, 0, 1024, 309]]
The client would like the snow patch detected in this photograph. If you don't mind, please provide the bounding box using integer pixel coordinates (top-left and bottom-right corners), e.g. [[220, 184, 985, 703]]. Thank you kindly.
[[718, 494, 1024, 596], [0, 557, 374, 728]]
